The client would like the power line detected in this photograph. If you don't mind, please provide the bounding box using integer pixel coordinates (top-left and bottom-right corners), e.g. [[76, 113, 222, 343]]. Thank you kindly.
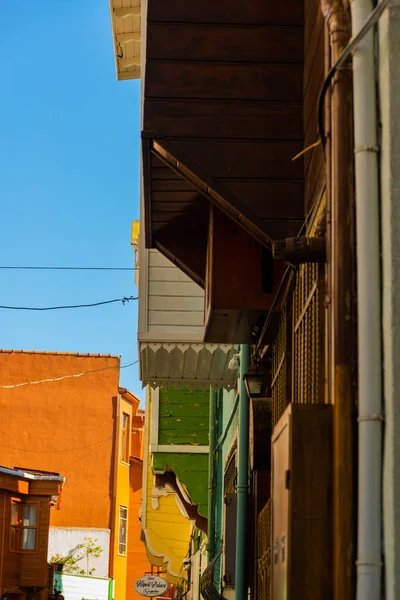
[[0, 359, 138, 389], [0, 436, 113, 453], [0, 266, 137, 271], [0, 295, 138, 311], [60, 437, 113, 471]]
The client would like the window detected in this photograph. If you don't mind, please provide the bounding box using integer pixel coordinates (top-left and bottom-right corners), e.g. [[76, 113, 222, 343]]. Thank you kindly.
[[118, 506, 128, 555], [9, 500, 37, 552], [121, 413, 130, 463]]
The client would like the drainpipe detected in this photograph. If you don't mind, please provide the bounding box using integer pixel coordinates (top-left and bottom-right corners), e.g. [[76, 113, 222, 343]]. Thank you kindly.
[[235, 344, 250, 600], [207, 387, 217, 558], [349, 0, 383, 597], [321, 2, 355, 599]]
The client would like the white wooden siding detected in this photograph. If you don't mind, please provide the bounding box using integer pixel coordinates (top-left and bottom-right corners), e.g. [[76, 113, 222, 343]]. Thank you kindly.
[[145, 250, 205, 336], [138, 245, 236, 390]]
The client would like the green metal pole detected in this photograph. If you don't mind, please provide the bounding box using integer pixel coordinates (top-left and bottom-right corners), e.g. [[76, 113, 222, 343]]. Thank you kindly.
[[235, 344, 250, 599], [207, 387, 217, 557]]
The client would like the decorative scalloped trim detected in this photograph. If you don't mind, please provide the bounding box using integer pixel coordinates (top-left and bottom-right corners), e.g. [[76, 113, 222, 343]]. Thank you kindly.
[[140, 343, 237, 390], [143, 379, 235, 391], [142, 342, 235, 355]]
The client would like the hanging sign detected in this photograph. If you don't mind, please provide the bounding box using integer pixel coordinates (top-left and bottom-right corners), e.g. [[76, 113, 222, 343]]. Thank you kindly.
[[134, 576, 169, 597]]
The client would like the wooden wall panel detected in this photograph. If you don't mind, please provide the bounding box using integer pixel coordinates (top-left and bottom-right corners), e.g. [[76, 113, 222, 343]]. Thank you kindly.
[[145, 63, 303, 102], [221, 181, 304, 221], [147, 0, 303, 26], [1, 492, 21, 589], [147, 24, 303, 64], [144, 99, 303, 141], [143, 0, 306, 263], [20, 497, 51, 588], [303, 0, 325, 213], [167, 140, 304, 180]]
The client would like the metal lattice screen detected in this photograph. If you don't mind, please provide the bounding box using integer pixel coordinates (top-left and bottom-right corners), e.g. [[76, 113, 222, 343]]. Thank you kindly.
[[224, 451, 237, 494], [257, 500, 271, 600], [292, 263, 325, 405], [271, 304, 292, 428], [271, 263, 325, 426]]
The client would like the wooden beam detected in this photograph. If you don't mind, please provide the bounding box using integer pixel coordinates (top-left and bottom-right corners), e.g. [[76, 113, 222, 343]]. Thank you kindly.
[[113, 7, 140, 18], [272, 237, 326, 264], [149, 138, 274, 249], [116, 32, 141, 43], [118, 55, 141, 68]]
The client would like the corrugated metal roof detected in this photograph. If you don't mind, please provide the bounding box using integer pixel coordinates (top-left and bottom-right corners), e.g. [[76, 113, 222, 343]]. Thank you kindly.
[[109, 0, 141, 80]]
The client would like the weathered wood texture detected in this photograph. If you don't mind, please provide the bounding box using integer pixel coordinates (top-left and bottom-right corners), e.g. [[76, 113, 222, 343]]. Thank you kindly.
[[303, 0, 325, 213], [153, 454, 209, 520], [158, 387, 209, 446], [271, 404, 332, 599], [143, 0, 305, 260]]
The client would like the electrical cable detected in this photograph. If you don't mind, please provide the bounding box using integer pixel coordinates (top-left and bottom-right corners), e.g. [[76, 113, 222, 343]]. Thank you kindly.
[[60, 436, 113, 471], [0, 359, 138, 389], [0, 296, 137, 311], [0, 266, 137, 271], [0, 436, 113, 454], [317, 0, 389, 143]]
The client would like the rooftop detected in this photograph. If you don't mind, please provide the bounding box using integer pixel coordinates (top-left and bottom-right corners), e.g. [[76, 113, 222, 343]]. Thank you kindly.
[[0, 349, 120, 359], [0, 465, 65, 483]]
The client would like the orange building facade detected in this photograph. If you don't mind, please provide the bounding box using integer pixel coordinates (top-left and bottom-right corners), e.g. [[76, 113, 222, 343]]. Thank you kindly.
[[127, 409, 151, 600], [0, 350, 152, 600]]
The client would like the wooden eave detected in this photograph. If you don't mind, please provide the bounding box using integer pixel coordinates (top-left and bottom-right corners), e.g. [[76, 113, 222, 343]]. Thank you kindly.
[[0, 472, 61, 496], [141, 0, 305, 279], [109, 0, 141, 80]]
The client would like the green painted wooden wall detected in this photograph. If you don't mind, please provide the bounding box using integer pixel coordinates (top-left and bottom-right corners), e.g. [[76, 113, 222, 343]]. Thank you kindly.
[[152, 453, 209, 517], [158, 387, 209, 446], [152, 387, 210, 517]]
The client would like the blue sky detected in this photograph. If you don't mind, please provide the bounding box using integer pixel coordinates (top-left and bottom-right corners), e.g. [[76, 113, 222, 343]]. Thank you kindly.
[[0, 1, 143, 399]]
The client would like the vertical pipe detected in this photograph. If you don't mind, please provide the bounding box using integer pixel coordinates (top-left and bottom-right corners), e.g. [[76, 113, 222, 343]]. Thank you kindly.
[[321, 2, 355, 599], [349, 0, 382, 597], [207, 387, 217, 557], [235, 344, 250, 600]]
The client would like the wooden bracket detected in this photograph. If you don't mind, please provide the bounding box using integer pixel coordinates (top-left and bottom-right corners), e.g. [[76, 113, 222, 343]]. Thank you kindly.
[[272, 237, 326, 264]]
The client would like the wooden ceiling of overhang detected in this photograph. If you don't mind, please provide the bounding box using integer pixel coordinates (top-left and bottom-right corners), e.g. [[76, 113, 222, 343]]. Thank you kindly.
[[142, 0, 305, 282]]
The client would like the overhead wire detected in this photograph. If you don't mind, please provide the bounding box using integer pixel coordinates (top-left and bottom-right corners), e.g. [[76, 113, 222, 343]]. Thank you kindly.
[[0, 436, 113, 453], [0, 296, 138, 311], [0, 266, 137, 271], [0, 359, 138, 389], [60, 437, 113, 471]]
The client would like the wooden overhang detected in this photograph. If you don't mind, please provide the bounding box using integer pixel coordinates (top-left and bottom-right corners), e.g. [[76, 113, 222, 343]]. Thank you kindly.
[[109, 0, 141, 80], [142, 0, 305, 291]]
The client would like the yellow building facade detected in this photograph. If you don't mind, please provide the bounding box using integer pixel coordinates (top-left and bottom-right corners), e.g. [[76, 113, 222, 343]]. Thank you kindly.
[[112, 393, 134, 600], [141, 389, 192, 584]]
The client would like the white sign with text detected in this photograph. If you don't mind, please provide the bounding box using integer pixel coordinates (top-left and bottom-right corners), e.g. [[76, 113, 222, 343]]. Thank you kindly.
[[134, 576, 169, 597]]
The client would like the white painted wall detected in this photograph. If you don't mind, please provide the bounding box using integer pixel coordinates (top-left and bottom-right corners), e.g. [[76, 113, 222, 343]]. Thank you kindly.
[[380, 1, 400, 598], [48, 528, 110, 579], [54, 573, 111, 600]]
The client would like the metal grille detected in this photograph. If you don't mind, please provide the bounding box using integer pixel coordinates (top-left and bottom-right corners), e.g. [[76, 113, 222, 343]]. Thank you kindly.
[[257, 500, 271, 600], [271, 304, 292, 428], [224, 451, 237, 494], [292, 263, 325, 405]]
